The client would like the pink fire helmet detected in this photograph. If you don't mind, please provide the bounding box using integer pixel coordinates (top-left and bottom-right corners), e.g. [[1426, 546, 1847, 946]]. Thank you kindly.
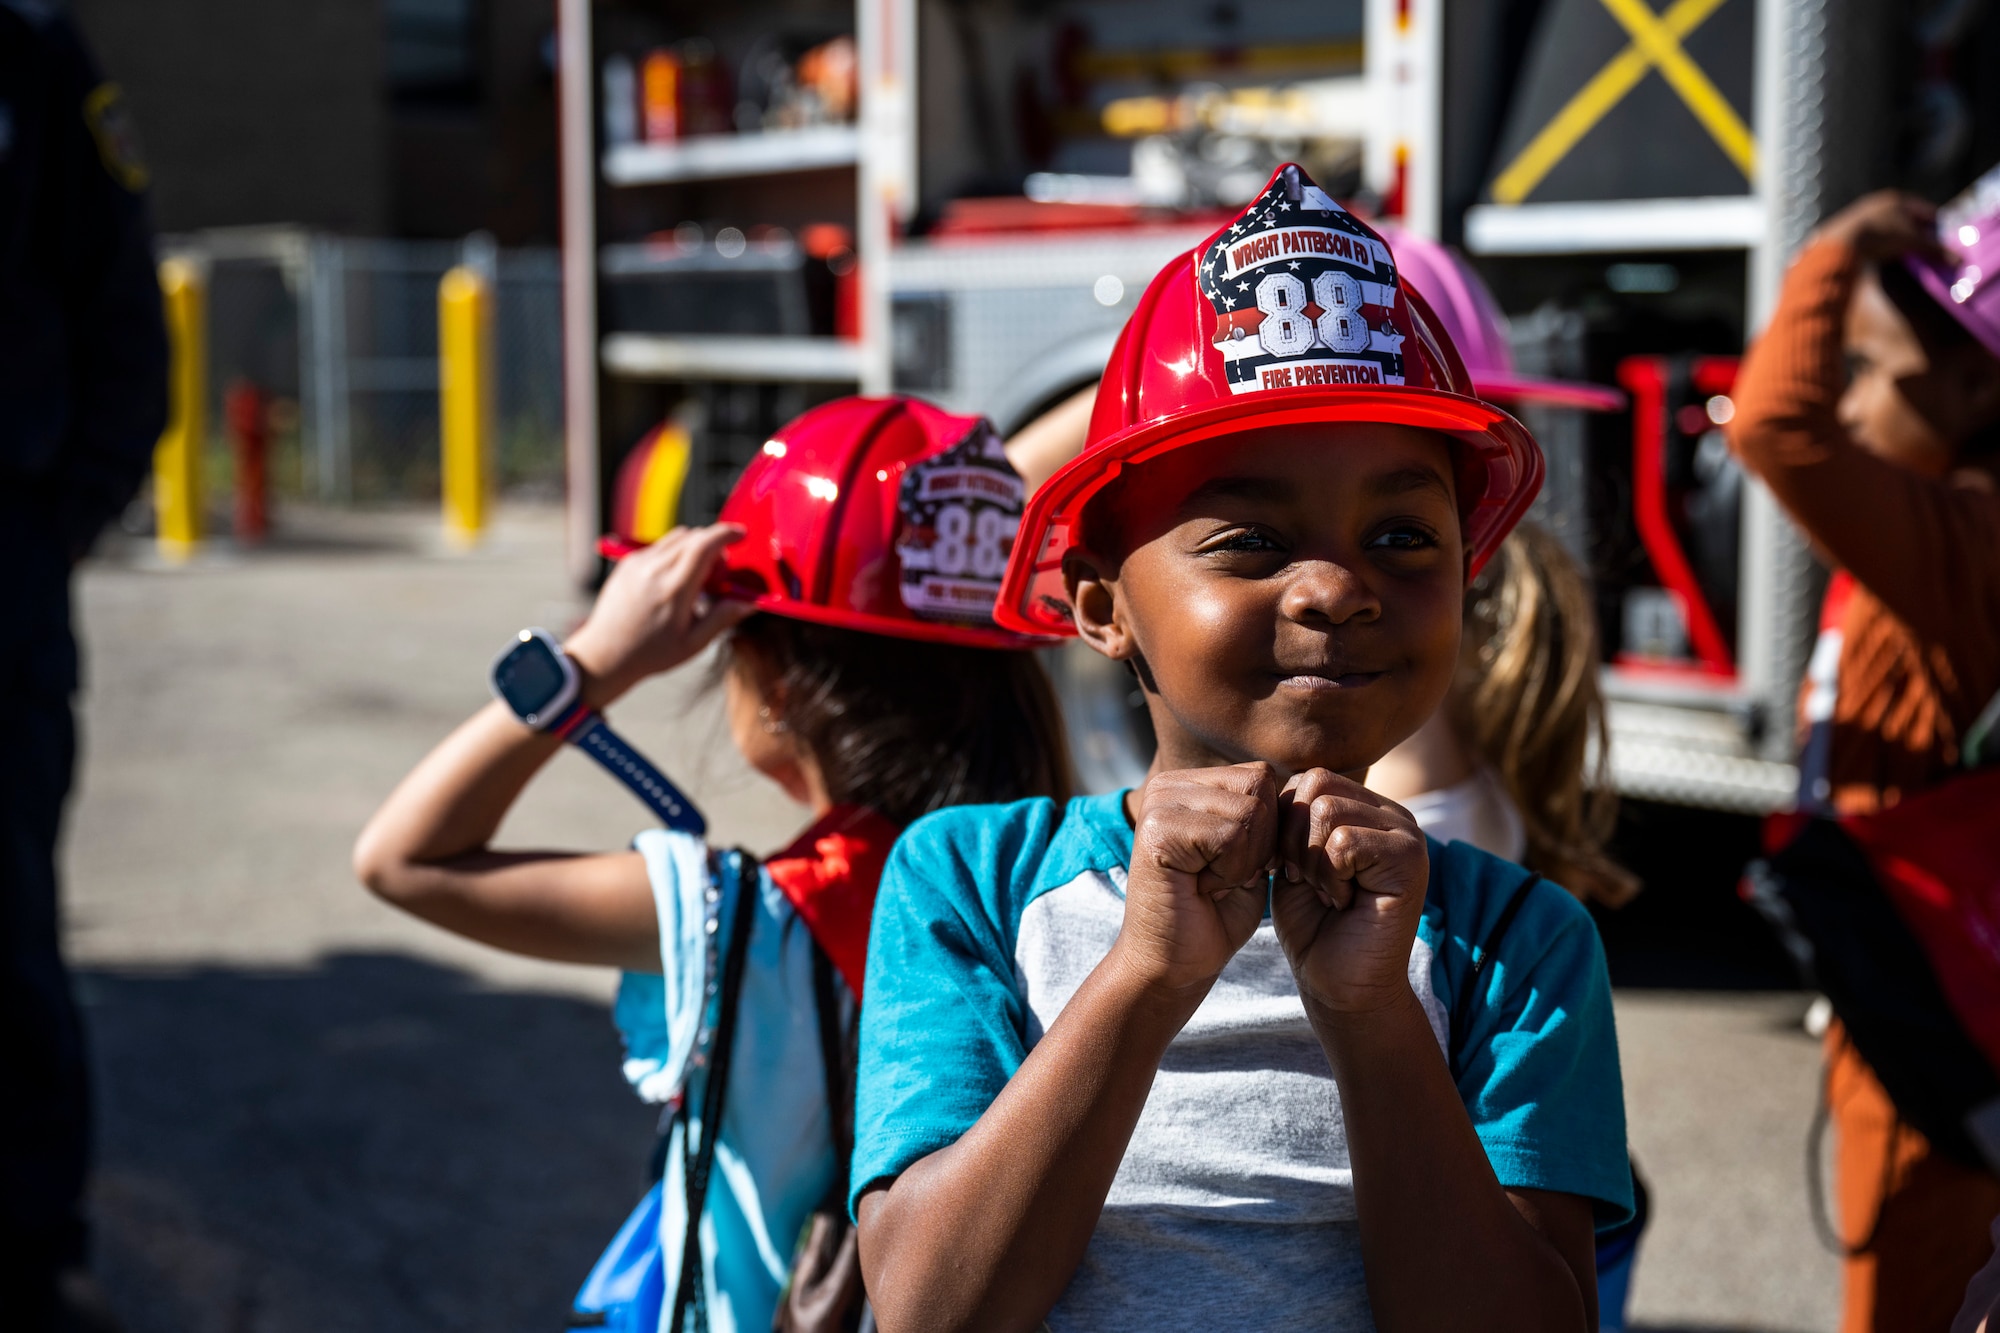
[[1376, 223, 1624, 413], [1908, 164, 2000, 362]]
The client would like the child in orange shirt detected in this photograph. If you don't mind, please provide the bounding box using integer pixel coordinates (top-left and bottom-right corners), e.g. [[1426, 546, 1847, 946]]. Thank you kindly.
[[1730, 179, 2000, 1333]]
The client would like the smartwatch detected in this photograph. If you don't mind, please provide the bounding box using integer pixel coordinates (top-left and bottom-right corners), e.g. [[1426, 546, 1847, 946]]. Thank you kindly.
[[489, 628, 706, 835]]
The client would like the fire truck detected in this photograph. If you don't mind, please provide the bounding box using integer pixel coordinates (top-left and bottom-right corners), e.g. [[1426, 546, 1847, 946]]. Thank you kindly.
[[556, 0, 1995, 810]]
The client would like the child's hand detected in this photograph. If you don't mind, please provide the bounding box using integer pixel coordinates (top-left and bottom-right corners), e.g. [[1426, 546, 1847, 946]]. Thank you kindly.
[[1813, 190, 1949, 266], [564, 524, 753, 707], [1117, 763, 1279, 995], [1269, 770, 1429, 1018]]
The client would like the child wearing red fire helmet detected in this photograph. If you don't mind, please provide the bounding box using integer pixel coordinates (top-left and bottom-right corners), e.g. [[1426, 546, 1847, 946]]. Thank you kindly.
[[355, 397, 1071, 1332], [849, 166, 1631, 1331]]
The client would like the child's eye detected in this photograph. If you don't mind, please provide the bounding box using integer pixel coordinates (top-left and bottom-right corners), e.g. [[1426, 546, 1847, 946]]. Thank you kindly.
[[1201, 527, 1285, 555], [1369, 525, 1440, 553]]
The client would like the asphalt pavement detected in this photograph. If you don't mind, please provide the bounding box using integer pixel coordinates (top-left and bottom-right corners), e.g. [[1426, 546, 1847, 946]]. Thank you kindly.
[[63, 503, 1840, 1331]]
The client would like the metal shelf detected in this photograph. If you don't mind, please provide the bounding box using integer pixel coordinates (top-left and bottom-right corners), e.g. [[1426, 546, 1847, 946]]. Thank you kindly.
[[603, 125, 861, 187], [601, 333, 864, 382], [1463, 196, 1765, 255]]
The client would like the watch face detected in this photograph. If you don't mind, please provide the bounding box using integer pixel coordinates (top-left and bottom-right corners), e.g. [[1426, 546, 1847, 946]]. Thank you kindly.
[[494, 637, 570, 719]]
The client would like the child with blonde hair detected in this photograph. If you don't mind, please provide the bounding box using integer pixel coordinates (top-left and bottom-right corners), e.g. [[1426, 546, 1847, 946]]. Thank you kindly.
[[1371, 521, 1636, 906]]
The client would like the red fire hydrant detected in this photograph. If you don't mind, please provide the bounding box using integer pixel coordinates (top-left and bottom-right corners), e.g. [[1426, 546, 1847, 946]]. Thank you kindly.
[[225, 379, 268, 543]]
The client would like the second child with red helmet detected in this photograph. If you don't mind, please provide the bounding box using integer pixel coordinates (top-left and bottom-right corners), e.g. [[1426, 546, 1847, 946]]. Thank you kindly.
[[850, 166, 1632, 1330], [353, 397, 1071, 1332]]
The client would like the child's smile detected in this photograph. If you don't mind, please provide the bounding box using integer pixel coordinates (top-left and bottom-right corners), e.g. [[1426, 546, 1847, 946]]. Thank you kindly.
[[1068, 423, 1467, 781], [1272, 665, 1389, 694]]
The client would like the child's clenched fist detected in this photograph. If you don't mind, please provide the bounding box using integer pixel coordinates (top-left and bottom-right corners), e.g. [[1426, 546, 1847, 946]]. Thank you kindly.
[[1115, 762, 1279, 994], [1270, 769, 1429, 1017]]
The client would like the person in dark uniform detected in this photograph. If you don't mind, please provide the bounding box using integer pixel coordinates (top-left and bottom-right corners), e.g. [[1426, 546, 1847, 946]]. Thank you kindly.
[[0, 3, 167, 1326]]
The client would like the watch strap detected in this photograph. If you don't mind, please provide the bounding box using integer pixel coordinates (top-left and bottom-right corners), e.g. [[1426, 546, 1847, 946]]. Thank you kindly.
[[566, 710, 707, 836], [546, 697, 593, 739]]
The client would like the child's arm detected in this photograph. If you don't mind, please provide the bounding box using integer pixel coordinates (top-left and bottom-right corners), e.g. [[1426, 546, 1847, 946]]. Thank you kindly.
[[352, 524, 749, 971], [1729, 193, 1997, 644], [1270, 770, 1596, 1333], [856, 763, 1279, 1331]]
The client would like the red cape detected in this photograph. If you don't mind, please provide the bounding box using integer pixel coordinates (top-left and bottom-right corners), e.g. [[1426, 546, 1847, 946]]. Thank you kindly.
[[761, 805, 900, 1000]]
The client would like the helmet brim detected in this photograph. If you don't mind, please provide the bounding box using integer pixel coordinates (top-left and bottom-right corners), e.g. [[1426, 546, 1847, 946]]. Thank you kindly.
[[993, 386, 1543, 637], [720, 583, 1061, 651], [1473, 373, 1627, 413], [1907, 253, 2000, 362]]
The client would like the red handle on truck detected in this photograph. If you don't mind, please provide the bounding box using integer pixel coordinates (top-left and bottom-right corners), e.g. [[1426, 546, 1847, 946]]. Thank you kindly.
[[1617, 355, 1737, 678]]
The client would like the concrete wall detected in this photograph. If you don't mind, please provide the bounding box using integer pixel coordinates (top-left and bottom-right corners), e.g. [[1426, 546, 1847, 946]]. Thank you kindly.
[[70, 0, 561, 241], [72, 0, 390, 234], [387, 0, 559, 243]]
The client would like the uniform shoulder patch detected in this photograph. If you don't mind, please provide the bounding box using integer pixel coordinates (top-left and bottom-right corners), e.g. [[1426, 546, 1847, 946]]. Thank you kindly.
[[84, 82, 148, 192]]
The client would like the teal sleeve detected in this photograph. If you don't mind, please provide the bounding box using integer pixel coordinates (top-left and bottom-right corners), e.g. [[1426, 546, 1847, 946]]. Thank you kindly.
[[848, 800, 1058, 1220], [1454, 876, 1634, 1229]]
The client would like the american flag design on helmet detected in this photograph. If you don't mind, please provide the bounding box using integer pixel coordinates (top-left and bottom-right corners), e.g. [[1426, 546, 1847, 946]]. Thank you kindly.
[[1199, 164, 1408, 395], [894, 417, 1025, 627]]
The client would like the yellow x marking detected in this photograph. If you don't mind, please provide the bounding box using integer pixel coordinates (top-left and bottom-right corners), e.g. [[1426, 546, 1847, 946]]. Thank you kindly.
[[1490, 0, 1757, 206]]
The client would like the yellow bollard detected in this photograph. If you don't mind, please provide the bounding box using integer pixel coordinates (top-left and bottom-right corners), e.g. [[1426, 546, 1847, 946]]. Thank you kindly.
[[439, 265, 494, 547], [153, 257, 205, 560]]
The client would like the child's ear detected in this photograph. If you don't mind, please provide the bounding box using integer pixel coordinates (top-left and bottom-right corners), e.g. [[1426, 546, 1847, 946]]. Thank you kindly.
[[760, 681, 789, 731], [1064, 550, 1134, 663]]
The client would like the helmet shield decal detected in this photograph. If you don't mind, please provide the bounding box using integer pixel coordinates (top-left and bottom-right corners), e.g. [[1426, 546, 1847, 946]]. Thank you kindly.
[[894, 419, 1025, 627], [703, 396, 1054, 649], [991, 162, 1547, 637], [1199, 164, 1407, 395]]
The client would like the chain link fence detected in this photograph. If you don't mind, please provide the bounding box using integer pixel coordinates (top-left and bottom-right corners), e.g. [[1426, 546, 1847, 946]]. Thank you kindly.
[[165, 227, 564, 506]]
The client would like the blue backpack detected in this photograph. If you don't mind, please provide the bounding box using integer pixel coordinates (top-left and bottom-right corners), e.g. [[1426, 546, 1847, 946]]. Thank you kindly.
[[568, 1181, 668, 1330], [569, 852, 758, 1333], [568, 852, 869, 1333]]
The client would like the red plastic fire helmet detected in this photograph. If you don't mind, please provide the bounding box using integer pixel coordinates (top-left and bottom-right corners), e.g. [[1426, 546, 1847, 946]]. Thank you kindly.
[[709, 395, 1055, 650], [994, 163, 1545, 637]]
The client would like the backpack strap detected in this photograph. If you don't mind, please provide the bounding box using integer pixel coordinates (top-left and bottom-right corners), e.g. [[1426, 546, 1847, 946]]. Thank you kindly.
[[809, 942, 855, 1178], [668, 850, 761, 1333], [1448, 870, 1542, 1078], [779, 926, 873, 1333]]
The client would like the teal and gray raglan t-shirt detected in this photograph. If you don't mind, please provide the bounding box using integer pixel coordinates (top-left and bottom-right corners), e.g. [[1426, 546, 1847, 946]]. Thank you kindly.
[[851, 790, 1632, 1331]]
